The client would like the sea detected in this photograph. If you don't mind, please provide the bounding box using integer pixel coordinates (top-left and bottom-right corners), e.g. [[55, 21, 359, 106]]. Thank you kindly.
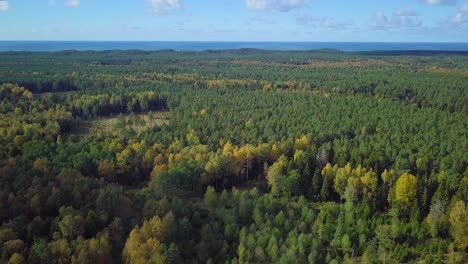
[[0, 41, 467, 52]]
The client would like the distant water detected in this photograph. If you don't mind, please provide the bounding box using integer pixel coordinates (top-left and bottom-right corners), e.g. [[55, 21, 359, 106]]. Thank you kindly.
[[0, 41, 467, 52]]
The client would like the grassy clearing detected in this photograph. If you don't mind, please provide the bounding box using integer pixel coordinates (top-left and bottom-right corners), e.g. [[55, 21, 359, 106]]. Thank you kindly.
[[68, 111, 170, 136]]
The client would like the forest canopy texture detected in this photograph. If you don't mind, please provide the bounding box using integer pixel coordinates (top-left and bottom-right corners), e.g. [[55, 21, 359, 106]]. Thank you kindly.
[[0, 49, 467, 263]]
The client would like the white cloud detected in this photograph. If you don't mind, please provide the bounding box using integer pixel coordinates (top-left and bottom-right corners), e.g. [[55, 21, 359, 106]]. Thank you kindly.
[[372, 11, 423, 31], [375, 12, 388, 25], [147, 0, 181, 14], [65, 0, 80, 8], [48, 0, 56, 5], [452, 12, 465, 22], [246, 0, 309, 12], [460, 1, 468, 12], [394, 8, 418, 17], [0, 0, 9, 11], [449, 1, 468, 24], [419, 0, 456, 5], [296, 13, 351, 30], [247, 16, 278, 26], [319, 19, 351, 30], [296, 12, 319, 25]]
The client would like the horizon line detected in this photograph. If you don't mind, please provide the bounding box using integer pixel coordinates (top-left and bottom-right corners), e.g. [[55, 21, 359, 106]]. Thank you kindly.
[[1, 40, 468, 44]]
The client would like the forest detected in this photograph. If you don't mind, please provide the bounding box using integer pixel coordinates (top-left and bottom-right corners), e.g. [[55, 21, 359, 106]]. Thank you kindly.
[[0, 49, 466, 263]]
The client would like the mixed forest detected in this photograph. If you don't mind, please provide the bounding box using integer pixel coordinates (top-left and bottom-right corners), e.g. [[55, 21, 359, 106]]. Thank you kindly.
[[0, 49, 467, 263]]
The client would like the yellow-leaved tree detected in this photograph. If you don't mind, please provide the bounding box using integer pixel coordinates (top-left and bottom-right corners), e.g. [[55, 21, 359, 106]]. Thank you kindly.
[[293, 135, 311, 151], [123, 212, 177, 264], [395, 173, 417, 206], [267, 155, 288, 196], [449, 200, 468, 250]]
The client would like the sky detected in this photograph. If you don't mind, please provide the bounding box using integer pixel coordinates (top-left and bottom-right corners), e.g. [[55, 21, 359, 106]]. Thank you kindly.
[[0, 0, 467, 42]]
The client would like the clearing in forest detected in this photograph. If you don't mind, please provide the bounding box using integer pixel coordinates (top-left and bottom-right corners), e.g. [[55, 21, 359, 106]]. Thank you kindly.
[[68, 111, 170, 136]]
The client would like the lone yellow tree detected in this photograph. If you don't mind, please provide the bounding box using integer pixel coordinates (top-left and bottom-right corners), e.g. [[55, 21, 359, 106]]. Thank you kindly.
[[449, 200, 468, 250], [395, 173, 418, 206], [123, 212, 176, 264]]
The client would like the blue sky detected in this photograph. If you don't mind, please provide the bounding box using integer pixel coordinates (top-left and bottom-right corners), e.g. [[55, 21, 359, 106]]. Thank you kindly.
[[0, 0, 467, 41]]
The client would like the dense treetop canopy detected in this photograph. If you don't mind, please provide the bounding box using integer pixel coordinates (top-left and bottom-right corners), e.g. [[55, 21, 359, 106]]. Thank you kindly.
[[0, 49, 466, 263]]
